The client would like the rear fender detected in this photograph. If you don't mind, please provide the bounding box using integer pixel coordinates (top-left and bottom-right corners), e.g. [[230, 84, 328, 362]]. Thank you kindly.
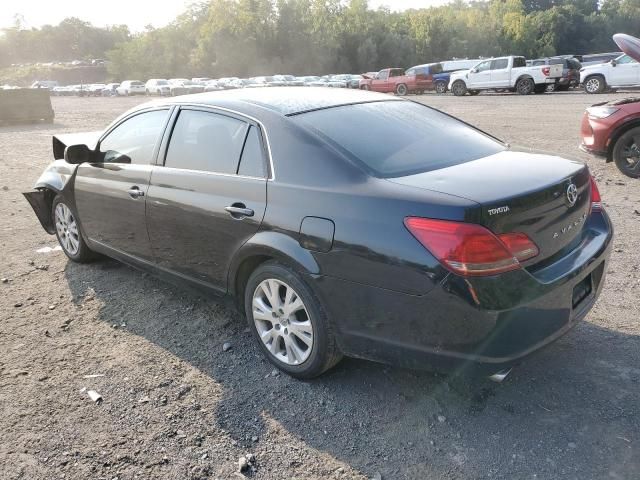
[[228, 231, 320, 299]]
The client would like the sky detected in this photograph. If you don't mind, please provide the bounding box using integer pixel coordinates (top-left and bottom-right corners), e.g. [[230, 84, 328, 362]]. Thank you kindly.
[[1, 0, 450, 32]]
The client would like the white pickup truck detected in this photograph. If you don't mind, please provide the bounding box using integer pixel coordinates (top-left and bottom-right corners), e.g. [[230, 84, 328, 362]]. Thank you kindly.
[[448, 56, 563, 96]]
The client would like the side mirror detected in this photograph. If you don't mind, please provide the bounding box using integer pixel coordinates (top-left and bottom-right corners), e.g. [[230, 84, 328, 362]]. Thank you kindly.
[[470, 68, 478, 74], [64, 144, 91, 164], [611, 59, 617, 67]]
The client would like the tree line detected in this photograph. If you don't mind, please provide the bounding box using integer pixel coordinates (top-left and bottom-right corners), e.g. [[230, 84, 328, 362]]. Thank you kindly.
[[2, 0, 640, 80]]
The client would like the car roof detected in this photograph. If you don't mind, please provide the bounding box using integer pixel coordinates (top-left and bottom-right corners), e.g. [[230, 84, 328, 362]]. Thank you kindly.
[[146, 86, 401, 116]]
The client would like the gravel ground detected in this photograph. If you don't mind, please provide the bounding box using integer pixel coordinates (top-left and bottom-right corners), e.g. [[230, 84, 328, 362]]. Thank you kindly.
[[1, 91, 639, 480]]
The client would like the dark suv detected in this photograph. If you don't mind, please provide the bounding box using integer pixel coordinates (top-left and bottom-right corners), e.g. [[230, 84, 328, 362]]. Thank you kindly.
[[529, 57, 582, 91]]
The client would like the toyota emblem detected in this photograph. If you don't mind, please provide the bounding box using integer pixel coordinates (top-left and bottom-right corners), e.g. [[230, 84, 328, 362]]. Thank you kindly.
[[566, 183, 578, 207]]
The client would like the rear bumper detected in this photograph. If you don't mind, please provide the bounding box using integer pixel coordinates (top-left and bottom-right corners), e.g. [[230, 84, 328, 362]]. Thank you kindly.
[[310, 211, 613, 374]]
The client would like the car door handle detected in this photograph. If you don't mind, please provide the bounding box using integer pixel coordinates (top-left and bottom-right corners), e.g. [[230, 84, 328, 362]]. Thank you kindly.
[[128, 186, 145, 199], [225, 204, 254, 218]]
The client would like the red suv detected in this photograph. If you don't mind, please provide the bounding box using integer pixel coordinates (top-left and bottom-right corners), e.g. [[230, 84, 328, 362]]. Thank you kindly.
[[580, 34, 640, 178]]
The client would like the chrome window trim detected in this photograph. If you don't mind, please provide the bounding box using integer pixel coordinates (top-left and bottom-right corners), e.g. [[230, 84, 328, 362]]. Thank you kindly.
[[152, 165, 266, 182]]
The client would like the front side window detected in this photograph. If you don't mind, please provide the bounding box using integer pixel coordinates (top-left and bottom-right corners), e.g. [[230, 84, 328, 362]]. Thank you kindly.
[[474, 61, 491, 72], [99, 109, 169, 165], [165, 110, 247, 174], [377, 71, 389, 80], [293, 101, 504, 178], [616, 54, 637, 64]]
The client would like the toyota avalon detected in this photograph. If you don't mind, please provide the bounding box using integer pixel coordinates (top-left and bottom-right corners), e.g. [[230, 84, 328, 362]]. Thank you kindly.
[[23, 88, 613, 379]]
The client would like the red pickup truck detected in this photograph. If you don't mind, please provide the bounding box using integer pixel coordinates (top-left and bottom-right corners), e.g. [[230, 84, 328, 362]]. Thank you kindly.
[[359, 67, 439, 95]]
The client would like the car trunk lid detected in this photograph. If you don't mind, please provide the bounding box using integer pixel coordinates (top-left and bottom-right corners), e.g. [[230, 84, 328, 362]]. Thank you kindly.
[[387, 150, 591, 264]]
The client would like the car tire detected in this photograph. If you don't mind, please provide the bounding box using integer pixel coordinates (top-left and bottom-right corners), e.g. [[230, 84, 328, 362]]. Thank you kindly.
[[451, 80, 467, 96], [584, 75, 605, 94], [52, 195, 95, 263], [612, 127, 640, 178], [395, 84, 408, 96], [244, 261, 342, 379], [435, 81, 447, 94], [516, 77, 534, 95], [361, 85, 370, 90]]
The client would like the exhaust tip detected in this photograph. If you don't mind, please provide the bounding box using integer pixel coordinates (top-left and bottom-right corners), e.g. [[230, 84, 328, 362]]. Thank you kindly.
[[488, 368, 512, 383]]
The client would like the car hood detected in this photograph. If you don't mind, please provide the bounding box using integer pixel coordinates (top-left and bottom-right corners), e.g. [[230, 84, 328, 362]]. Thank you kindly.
[[52, 131, 102, 160], [449, 70, 469, 81], [581, 62, 611, 72], [613, 33, 640, 62]]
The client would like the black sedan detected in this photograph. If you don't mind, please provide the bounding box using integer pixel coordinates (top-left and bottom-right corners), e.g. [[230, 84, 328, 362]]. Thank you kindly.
[[23, 88, 613, 379]]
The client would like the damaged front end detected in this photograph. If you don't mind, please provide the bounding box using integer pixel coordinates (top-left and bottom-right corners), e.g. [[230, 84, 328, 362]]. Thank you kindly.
[[23, 189, 56, 234], [23, 131, 101, 234]]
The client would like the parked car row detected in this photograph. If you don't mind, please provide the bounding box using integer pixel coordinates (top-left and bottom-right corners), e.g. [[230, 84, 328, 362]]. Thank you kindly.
[[31, 45, 640, 100]]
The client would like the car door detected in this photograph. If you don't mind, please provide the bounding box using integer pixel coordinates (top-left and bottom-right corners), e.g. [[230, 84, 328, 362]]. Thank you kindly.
[[371, 70, 389, 92], [74, 107, 171, 262], [467, 60, 492, 88], [489, 58, 510, 87], [146, 107, 268, 291], [610, 54, 640, 85]]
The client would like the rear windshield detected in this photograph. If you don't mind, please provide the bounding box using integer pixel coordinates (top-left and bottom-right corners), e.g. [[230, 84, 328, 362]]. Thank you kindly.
[[293, 101, 504, 178]]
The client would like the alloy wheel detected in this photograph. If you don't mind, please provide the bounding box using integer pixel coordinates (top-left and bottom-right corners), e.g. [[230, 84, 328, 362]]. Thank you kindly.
[[585, 78, 601, 93], [436, 82, 446, 94], [620, 139, 640, 175], [55, 203, 80, 255], [252, 278, 314, 365]]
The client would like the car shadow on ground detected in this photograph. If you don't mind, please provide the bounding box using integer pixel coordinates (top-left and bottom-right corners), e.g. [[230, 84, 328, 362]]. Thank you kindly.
[[63, 258, 640, 479]]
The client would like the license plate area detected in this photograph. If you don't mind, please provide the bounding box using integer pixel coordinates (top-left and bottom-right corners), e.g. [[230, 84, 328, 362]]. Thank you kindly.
[[572, 273, 593, 309]]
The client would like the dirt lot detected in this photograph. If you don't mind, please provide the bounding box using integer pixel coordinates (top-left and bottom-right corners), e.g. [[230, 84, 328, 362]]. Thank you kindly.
[[1, 91, 639, 480]]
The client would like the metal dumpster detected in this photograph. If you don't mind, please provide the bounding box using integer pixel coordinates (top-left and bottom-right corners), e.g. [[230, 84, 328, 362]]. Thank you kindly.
[[0, 88, 54, 125]]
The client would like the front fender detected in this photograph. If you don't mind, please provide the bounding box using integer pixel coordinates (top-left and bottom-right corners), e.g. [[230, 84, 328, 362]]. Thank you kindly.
[[33, 160, 78, 192], [607, 116, 640, 161], [23, 160, 78, 234], [228, 230, 320, 297]]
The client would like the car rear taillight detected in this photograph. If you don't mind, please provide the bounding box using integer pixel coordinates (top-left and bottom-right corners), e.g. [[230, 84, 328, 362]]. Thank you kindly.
[[542, 67, 550, 76], [590, 175, 602, 212], [404, 218, 539, 277]]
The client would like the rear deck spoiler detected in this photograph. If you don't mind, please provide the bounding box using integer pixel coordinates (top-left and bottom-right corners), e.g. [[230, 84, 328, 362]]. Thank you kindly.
[[52, 131, 101, 159]]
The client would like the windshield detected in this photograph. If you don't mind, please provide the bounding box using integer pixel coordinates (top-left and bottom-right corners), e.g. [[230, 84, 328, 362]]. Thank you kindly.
[[293, 101, 504, 178]]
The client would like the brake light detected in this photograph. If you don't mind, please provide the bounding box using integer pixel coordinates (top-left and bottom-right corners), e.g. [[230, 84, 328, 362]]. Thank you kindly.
[[404, 218, 539, 277], [590, 175, 602, 212], [542, 66, 550, 76]]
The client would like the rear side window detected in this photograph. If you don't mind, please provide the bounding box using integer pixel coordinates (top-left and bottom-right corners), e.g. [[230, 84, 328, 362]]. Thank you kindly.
[[293, 101, 504, 178], [238, 126, 267, 178], [165, 110, 247, 174], [431, 63, 443, 74], [100, 109, 169, 165], [513, 57, 526, 68], [491, 59, 508, 69]]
